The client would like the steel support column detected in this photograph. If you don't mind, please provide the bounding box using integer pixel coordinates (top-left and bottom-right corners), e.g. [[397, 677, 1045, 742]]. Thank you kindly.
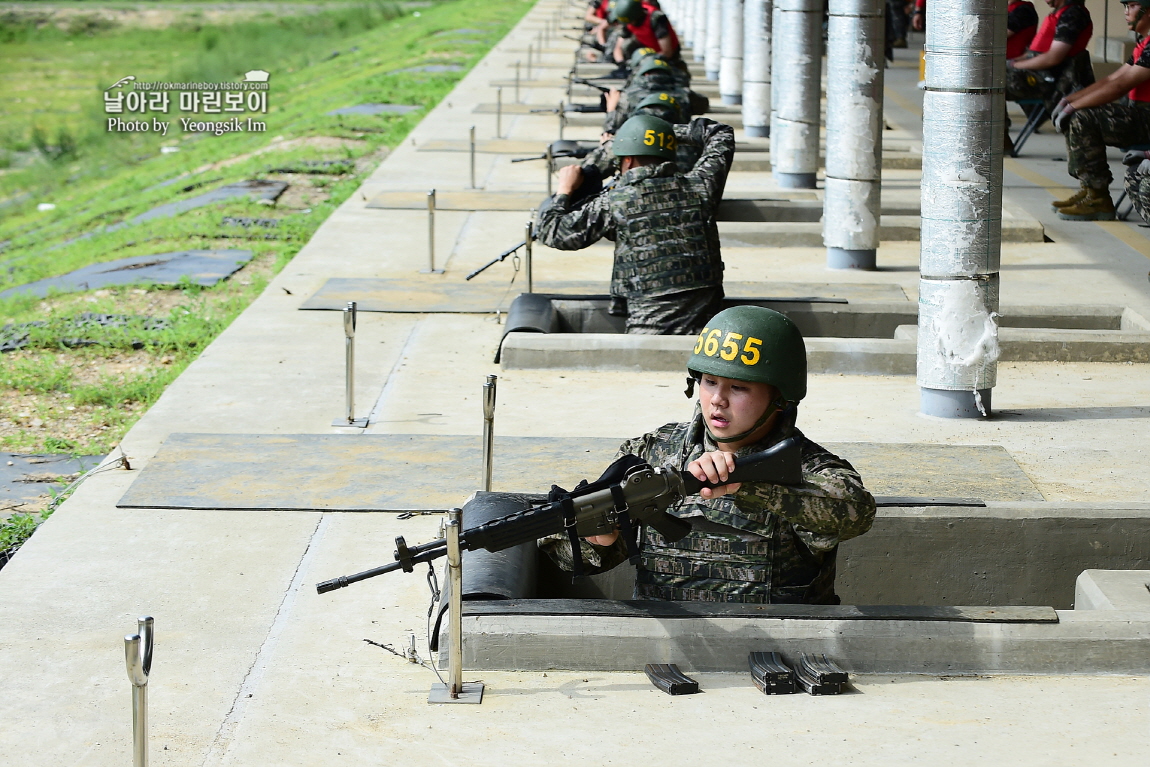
[[918, 0, 1006, 418], [720, 0, 745, 105], [743, 0, 772, 137], [705, 0, 724, 79], [824, 0, 885, 269], [770, 0, 822, 188]]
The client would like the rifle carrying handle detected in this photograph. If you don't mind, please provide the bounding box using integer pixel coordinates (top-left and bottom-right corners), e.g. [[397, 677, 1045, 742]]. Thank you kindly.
[[679, 437, 804, 496]]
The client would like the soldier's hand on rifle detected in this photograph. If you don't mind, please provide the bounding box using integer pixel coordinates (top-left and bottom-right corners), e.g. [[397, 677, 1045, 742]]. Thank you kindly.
[[557, 164, 584, 195], [585, 529, 620, 547], [606, 89, 622, 112], [688, 450, 742, 499]]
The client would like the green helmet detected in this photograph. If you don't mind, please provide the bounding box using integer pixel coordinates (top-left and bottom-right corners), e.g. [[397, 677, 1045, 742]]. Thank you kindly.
[[609, 0, 648, 24], [629, 46, 659, 70], [612, 114, 677, 160], [688, 306, 807, 403], [637, 57, 673, 77], [635, 91, 682, 121]]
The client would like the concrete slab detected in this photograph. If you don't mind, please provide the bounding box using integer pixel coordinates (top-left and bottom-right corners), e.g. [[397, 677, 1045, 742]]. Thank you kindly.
[[1075, 570, 1150, 611], [300, 278, 908, 313], [116, 433, 621, 511]]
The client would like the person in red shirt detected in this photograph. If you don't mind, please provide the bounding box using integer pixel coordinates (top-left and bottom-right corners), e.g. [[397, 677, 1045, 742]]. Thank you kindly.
[[608, 0, 680, 65], [1006, 0, 1094, 107], [1007, 0, 1040, 59], [1048, 0, 1150, 220]]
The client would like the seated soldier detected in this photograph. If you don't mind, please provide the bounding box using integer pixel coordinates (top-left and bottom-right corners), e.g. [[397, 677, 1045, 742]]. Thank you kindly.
[[536, 114, 733, 335], [540, 306, 877, 605], [1049, 0, 1150, 220], [608, 0, 681, 65], [1007, 0, 1040, 59], [1006, 0, 1094, 113]]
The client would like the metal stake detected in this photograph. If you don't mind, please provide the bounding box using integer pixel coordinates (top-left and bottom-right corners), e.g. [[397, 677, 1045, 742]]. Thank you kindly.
[[496, 87, 503, 138], [332, 301, 368, 427], [524, 221, 534, 294], [527, 43, 533, 77], [558, 102, 566, 141], [124, 616, 153, 767], [423, 189, 443, 274], [428, 508, 484, 704], [469, 125, 476, 189], [545, 144, 553, 197], [515, 61, 521, 103], [481, 375, 497, 492]]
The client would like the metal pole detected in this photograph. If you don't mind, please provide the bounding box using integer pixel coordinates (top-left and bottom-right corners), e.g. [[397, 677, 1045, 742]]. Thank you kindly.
[[917, 0, 1005, 418], [705, 0, 723, 79], [527, 43, 533, 77], [720, 0, 745, 105], [496, 87, 503, 138], [423, 189, 443, 274], [124, 616, 153, 767], [469, 125, 476, 189], [332, 303, 368, 426], [546, 145, 553, 197], [481, 374, 497, 492], [344, 302, 355, 421], [770, 0, 822, 188], [743, 0, 772, 137], [824, 0, 884, 270], [446, 508, 464, 697], [524, 221, 534, 294], [558, 102, 566, 141], [515, 61, 521, 103]]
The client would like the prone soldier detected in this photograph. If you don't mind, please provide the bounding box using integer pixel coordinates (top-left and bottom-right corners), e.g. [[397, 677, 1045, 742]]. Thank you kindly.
[[536, 114, 734, 335], [1049, 0, 1150, 220], [539, 306, 877, 605]]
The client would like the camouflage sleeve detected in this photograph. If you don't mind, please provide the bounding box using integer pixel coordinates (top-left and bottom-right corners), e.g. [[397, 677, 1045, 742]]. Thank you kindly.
[[538, 424, 685, 574], [733, 439, 876, 552], [683, 118, 735, 210], [535, 189, 614, 250], [538, 532, 631, 575], [581, 141, 620, 177]]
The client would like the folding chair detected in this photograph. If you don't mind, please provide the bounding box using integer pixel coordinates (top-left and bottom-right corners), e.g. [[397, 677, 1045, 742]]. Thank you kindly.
[[1010, 98, 1047, 158]]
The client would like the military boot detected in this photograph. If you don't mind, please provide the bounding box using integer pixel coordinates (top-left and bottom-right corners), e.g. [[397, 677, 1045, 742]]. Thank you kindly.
[[1051, 186, 1089, 210], [1056, 187, 1116, 221]]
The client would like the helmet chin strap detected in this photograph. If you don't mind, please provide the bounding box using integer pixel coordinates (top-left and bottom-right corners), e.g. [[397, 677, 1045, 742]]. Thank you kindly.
[[1129, 2, 1146, 29], [704, 397, 788, 444]]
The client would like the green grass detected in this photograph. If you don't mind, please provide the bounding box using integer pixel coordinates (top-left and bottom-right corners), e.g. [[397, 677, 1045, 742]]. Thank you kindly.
[[0, 0, 531, 456]]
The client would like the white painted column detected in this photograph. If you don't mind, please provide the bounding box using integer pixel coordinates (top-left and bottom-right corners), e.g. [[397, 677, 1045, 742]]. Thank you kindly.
[[824, 0, 885, 269], [917, 0, 1006, 418], [770, 0, 822, 188], [720, 0, 745, 105], [743, 0, 772, 137], [705, 0, 724, 79]]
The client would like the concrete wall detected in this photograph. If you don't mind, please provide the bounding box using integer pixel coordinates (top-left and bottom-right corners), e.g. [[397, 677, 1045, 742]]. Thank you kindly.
[[535, 503, 1150, 609]]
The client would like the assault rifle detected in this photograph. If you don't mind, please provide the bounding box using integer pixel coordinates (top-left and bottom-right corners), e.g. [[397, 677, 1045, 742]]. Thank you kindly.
[[510, 139, 594, 163], [316, 436, 802, 593], [465, 236, 533, 281]]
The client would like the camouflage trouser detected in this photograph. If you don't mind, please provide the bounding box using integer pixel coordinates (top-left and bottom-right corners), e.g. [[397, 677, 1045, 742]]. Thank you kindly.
[[623, 286, 724, 335], [1124, 165, 1150, 224], [1005, 53, 1094, 126], [1066, 101, 1150, 190]]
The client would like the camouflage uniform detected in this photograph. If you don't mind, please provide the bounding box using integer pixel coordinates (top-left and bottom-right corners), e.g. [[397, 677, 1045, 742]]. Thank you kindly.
[[1005, 1, 1094, 99], [603, 70, 692, 133], [1123, 161, 1150, 223], [539, 408, 877, 604], [536, 118, 734, 335], [1065, 100, 1150, 189]]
